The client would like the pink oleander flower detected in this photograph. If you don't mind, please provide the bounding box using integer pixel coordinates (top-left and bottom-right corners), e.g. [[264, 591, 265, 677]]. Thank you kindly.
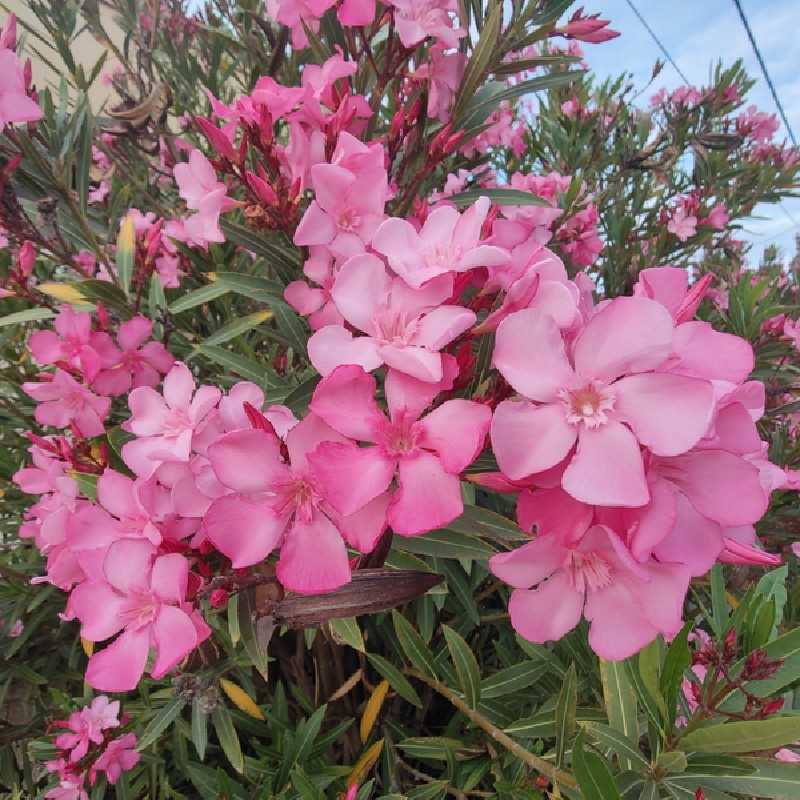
[[45, 777, 88, 800], [266, 0, 336, 49], [91, 733, 140, 784], [307, 253, 475, 382], [308, 364, 491, 535], [121, 362, 221, 478], [68, 539, 209, 691], [0, 47, 43, 126], [737, 105, 779, 143], [491, 298, 716, 506], [294, 140, 389, 260], [203, 412, 388, 593], [91, 315, 174, 396], [556, 204, 603, 266], [667, 206, 697, 242], [414, 45, 466, 123], [373, 196, 508, 289], [490, 522, 689, 660], [554, 7, 620, 44], [703, 202, 729, 231], [337, 0, 375, 26], [23, 370, 111, 437], [29, 307, 110, 382], [54, 696, 120, 763], [775, 749, 800, 763], [386, 0, 465, 49]]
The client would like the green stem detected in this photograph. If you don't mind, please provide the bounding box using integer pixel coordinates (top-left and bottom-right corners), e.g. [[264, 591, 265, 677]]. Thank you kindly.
[[405, 668, 578, 789]]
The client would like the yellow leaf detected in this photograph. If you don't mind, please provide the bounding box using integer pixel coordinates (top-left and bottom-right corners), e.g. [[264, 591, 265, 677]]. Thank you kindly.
[[37, 283, 87, 304], [348, 738, 384, 787], [118, 215, 136, 255], [360, 679, 389, 744], [81, 638, 94, 657], [253, 310, 274, 323], [219, 678, 264, 720], [207, 272, 218, 281], [726, 591, 740, 609]]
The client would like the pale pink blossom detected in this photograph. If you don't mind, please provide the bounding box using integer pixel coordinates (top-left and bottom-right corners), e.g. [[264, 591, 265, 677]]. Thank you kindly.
[[667, 206, 697, 241], [23, 370, 111, 437], [91, 733, 140, 784], [387, 0, 465, 49], [414, 45, 466, 122], [0, 47, 42, 126]]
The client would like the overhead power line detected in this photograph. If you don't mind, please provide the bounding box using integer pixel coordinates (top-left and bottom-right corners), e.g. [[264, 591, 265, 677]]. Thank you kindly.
[[730, 0, 797, 147], [623, 0, 690, 84]]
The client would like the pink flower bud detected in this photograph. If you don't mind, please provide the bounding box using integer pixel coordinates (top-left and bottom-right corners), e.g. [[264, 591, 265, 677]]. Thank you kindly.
[[17, 240, 35, 276], [0, 13, 17, 50]]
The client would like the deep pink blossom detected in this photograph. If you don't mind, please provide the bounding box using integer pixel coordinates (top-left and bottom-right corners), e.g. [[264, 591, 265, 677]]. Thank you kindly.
[[91, 733, 140, 784], [554, 8, 620, 44], [309, 364, 491, 535], [68, 539, 209, 691], [491, 298, 716, 506]]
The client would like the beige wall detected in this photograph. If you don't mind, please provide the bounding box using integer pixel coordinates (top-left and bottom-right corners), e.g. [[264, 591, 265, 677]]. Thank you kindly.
[[2, 0, 122, 110]]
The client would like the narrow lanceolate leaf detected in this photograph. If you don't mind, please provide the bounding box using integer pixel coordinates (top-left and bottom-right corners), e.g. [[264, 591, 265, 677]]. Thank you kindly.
[[660, 625, 692, 727], [116, 215, 136, 298], [196, 345, 266, 385], [201, 310, 273, 346], [582, 721, 648, 772], [448, 187, 551, 208], [0, 307, 55, 327], [392, 611, 439, 679], [679, 716, 800, 754], [366, 653, 423, 709], [275, 570, 442, 628], [168, 282, 230, 313], [360, 680, 390, 743], [669, 758, 800, 799], [219, 678, 264, 720], [573, 730, 623, 800], [276, 705, 328, 789], [555, 662, 577, 768], [480, 661, 549, 699], [348, 739, 385, 788], [212, 703, 244, 773], [329, 617, 365, 653], [599, 659, 639, 770], [38, 282, 89, 305], [191, 696, 208, 760], [136, 696, 187, 750], [238, 586, 273, 680], [442, 625, 481, 708]]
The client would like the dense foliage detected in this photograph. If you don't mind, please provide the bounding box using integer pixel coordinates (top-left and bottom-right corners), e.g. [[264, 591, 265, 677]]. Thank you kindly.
[[0, 1, 799, 798]]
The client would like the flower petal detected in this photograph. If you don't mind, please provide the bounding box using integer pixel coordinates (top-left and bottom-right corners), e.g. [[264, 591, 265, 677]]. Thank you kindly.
[[508, 572, 584, 643], [307, 325, 383, 377], [86, 627, 150, 692], [489, 534, 566, 589], [151, 605, 199, 679], [208, 429, 289, 493], [418, 399, 491, 473], [310, 364, 385, 441]]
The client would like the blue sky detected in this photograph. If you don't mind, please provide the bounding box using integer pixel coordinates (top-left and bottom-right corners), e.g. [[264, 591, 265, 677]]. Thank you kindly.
[[186, 0, 799, 262], [574, 0, 800, 263]]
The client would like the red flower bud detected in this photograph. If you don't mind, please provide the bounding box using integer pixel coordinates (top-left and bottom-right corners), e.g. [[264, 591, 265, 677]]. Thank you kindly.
[[209, 588, 229, 609]]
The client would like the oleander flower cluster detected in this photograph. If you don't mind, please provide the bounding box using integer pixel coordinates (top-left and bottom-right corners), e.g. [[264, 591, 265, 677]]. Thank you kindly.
[[3, 0, 799, 714]]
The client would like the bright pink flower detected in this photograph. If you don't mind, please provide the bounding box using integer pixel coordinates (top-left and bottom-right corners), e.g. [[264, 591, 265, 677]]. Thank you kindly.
[[491, 299, 716, 506], [490, 523, 689, 660], [557, 204, 603, 266], [1, 14, 17, 50], [414, 45, 466, 123], [0, 47, 43, 126], [309, 364, 491, 535], [122, 362, 221, 478], [54, 696, 120, 763], [68, 539, 209, 691], [703, 202, 729, 231], [18, 239, 36, 275], [386, 0, 465, 49], [92, 733, 140, 784], [554, 8, 620, 44], [45, 778, 88, 800], [203, 413, 387, 593], [338, 0, 374, 25], [294, 143, 388, 260], [23, 370, 111, 437], [373, 197, 508, 288], [667, 206, 697, 241], [266, 0, 336, 49], [29, 307, 108, 381], [92, 316, 174, 396], [308, 253, 475, 382], [775, 749, 800, 763]]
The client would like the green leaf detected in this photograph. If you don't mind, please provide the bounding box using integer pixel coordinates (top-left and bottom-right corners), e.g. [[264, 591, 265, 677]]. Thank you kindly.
[[393, 528, 495, 561], [136, 696, 187, 750], [583, 721, 648, 772], [237, 586, 273, 680], [637, 641, 668, 718], [573, 729, 622, 800], [367, 653, 423, 709], [76, 280, 131, 318], [657, 751, 688, 774], [271, 299, 309, 354], [212, 703, 244, 773], [392, 611, 438, 679], [480, 661, 549, 699], [168, 282, 230, 313], [200, 310, 274, 347], [220, 220, 300, 285], [660, 624, 691, 728], [195, 345, 267, 385], [710, 564, 729, 635], [448, 188, 551, 208], [276, 705, 328, 790], [191, 696, 208, 760], [445, 505, 528, 542], [283, 375, 321, 415], [669, 758, 800, 799], [329, 617, 365, 653], [442, 625, 481, 708], [397, 737, 465, 760], [291, 765, 324, 800], [0, 307, 55, 327], [679, 716, 800, 754], [555, 662, 577, 768], [599, 659, 639, 770], [214, 271, 282, 302], [73, 472, 98, 501]]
